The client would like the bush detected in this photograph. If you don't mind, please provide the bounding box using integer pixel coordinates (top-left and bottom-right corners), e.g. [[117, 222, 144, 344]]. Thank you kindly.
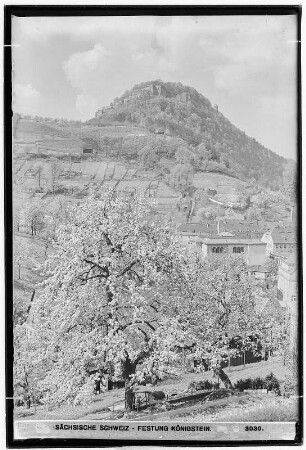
[[252, 377, 266, 390], [264, 372, 281, 395], [234, 373, 280, 394], [234, 378, 254, 392]]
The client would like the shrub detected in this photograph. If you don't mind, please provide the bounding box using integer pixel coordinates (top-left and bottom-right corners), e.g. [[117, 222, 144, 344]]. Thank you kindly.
[[252, 377, 266, 390], [234, 378, 254, 392], [234, 373, 280, 394], [264, 372, 281, 395]]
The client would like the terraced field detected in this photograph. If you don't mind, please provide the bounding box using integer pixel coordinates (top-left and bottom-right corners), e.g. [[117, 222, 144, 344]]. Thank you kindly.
[[75, 124, 150, 139], [13, 155, 180, 210], [13, 119, 249, 211]]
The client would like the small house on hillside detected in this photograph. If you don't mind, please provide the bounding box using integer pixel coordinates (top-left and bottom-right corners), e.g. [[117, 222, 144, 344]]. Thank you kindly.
[[82, 144, 94, 155], [153, 128, 165, 135]]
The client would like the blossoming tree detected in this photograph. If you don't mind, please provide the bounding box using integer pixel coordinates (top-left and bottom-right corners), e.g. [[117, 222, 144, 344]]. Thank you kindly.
[[30, 191, 190, 409], [176, 252, 270, 388]]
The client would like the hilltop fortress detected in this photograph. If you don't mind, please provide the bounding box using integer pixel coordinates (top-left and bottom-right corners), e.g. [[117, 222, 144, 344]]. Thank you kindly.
[[95, 83, 191, 118]]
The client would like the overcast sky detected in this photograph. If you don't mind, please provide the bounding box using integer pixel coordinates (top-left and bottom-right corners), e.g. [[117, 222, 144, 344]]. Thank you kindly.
[[12, 14, 297, 160]]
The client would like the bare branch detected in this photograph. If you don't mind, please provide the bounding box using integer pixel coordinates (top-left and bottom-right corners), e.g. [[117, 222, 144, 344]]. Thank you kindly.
[[117, 260, 139, 278], [119, 320, 156, 332], [149, 304, 159, 313], [137, 327, 149, 340], [26, 289, 36, 317]]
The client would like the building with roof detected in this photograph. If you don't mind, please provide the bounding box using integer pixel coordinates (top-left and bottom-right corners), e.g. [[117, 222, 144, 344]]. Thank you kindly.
[[201, 236, 267, 266], [261, 226, 297, 264], [277, 256, 298, 310], [277, 256, 298, 353], [82, 144, 95, 155], [177, 222, 269, 265]]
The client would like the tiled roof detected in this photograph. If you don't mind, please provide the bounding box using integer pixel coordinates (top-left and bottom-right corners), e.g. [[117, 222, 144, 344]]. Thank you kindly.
[[177, 221, 293, 240], [272, 232, 297, 244], [177, 220, 271, 235], [202, 237, 266, 245], [219, 220, 275, 232], [177, 223, 216, 233]]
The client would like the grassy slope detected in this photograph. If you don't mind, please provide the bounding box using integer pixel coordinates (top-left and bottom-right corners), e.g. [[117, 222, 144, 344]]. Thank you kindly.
[[192, 172, 247, 203], [182, 395, 298, 422]]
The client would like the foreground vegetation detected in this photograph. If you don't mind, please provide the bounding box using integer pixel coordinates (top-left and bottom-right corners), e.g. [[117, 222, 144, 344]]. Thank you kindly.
[[14, 357, 298, 422]]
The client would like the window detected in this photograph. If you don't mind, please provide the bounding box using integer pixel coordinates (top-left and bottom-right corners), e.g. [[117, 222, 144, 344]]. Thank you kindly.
[[233, 247, 244, 253], [212, 246, 223, 253]]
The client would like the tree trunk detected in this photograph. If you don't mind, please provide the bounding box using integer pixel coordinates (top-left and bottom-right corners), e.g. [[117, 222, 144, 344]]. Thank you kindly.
[[124, 380, 134, 412], [122, 355, 137, 412], [214, 367, 233, 389]]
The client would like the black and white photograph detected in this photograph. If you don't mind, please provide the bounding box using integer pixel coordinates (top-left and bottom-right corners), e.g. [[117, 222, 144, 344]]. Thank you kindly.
[[5, 5, 302, 445]]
